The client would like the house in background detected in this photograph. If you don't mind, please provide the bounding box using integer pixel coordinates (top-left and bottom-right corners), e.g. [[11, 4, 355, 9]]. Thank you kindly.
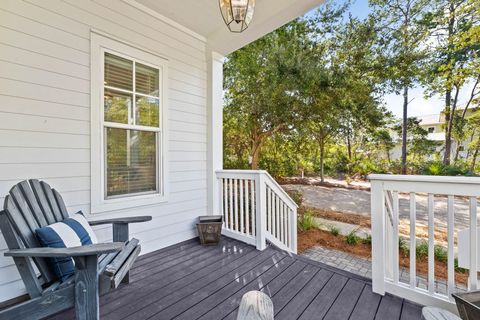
[[0, 1, 479, 319], [389, 108, 478, 161]]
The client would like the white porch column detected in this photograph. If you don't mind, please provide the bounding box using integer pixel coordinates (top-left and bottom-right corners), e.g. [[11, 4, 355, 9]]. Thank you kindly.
[[207, 50, 225, 215]]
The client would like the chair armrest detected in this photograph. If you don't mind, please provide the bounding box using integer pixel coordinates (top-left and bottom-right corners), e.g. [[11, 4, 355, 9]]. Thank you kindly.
[[88, 216, 152, 226], [5, 242, 124, 258]]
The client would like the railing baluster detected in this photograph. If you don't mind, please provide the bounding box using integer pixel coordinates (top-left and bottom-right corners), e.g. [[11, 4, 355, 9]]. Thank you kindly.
[[469, 196, 478, 290], [392, 191, 399, 284], [251, 180, 256, 237], [275, 194, 279, 237], [223, 178, 227, 228], [270, 189, 274, 234], [428, 193, 435, 294], [286, 208, 291, 247], [267, 187, 271, 233], [280, 202, 285, 244], [229, 178, 233, 231], [447, 195, 454, 298], [239, 179, 244, 234], [245, 179, 250, 236], [234, 179, 239, 232], [409, 193, 416, 289]]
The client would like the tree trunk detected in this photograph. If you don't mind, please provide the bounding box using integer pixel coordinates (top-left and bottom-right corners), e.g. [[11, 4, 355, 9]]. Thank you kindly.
[[319, 138, 325, 183], [471, 139, 480, 173], [251, 132, 262, 170], [444, 90, 452, 165], [454, 142, 460, 163], [401, 86, 408, 174], [347, 134, 352, 161], [251, 143, 261, 170], [443, 3, 456, 166], [445, 87, 460, 165]]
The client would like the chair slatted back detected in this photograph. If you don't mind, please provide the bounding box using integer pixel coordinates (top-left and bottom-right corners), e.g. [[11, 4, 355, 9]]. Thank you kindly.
[[2, 179, 71, 284]]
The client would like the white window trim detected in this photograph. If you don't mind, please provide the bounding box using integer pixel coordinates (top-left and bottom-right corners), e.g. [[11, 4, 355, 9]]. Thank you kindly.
[[90, 31, 169, 214]]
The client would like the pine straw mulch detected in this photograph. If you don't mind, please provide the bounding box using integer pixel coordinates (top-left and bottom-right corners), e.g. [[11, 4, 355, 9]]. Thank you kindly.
[[300, 206, 371, 228], [298, 228, 469, 286]]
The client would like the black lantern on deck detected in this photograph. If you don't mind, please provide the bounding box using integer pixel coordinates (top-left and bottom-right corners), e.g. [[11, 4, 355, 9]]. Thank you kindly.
[[219, 0, 256, 33]]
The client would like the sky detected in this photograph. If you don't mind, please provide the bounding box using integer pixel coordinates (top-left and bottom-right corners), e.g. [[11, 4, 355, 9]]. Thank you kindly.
[[307, 0, 474, 119]]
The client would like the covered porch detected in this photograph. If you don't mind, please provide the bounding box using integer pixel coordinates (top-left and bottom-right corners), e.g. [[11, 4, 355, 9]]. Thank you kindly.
[[1, 0, 479, 319]]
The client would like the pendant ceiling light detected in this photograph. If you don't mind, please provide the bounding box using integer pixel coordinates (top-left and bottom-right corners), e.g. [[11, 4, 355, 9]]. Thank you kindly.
[[219, 0, 256, 33]]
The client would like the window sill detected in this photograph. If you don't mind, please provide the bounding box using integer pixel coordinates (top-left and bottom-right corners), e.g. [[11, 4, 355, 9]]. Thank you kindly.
[[91, 192, 168, 214]]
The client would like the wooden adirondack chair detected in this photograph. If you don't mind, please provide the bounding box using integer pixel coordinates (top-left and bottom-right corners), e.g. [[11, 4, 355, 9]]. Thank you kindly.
[[0, 179, 152, 320]]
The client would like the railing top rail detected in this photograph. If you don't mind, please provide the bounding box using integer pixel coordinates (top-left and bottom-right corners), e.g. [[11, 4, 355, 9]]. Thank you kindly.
[[263, 172, 299, 209], [368, 174, 480, 185], [216, 170, 298, 208], [216, 169, 267, 175]]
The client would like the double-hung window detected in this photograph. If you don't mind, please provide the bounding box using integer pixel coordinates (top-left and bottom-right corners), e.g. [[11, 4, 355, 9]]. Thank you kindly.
[[91, 33, 168, 213]]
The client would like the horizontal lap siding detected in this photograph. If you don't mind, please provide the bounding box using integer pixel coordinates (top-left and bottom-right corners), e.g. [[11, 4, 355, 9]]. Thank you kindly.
[[0, 0, 208, 302]]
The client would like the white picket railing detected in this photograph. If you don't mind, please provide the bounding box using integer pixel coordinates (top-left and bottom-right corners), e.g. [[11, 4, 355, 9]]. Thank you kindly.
[[369, 174, 480, 312], [216, 170, 298, 253]]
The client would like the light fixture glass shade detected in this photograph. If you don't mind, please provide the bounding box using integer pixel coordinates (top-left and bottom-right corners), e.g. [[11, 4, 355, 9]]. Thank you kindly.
[[219, 0, 255, 33]]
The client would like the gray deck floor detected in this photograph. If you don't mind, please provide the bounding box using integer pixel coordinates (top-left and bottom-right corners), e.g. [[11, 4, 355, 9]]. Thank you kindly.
[[48, 237, 422, 320]]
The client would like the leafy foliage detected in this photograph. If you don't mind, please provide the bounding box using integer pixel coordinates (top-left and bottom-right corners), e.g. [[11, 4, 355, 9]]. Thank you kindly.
[[223, 0, 480, 178], [329, 225, 340, 236], [345, 230, 361, 245], [298, 208, 318, 231]]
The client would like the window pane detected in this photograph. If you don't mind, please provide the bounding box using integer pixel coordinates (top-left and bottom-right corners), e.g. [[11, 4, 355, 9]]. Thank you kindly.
[[135, 96, 159, 127], [106, 128, 157, 197], [105, 52, 133, 91], [104, 89, 131, 124], [136, 62, 159, 96]]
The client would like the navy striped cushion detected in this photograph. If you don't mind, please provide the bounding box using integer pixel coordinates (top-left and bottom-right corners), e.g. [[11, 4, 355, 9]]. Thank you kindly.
[[35, 212, 98, 282]]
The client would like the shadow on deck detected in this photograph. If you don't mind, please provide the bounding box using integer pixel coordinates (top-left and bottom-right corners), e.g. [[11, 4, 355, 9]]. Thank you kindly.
[[48, 237, 422, 320]]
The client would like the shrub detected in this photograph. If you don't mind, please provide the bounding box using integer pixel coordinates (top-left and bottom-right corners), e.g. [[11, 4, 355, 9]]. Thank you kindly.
[[416, 241, 429, 260], [420, 161, 473, 176], [298, 208, 317, 231], [345, 230, 361, 245], [329, 225, 340, 236], [362, 234, 372, 245], [399, 238, 408, 254], [434, 245, 448, 262]]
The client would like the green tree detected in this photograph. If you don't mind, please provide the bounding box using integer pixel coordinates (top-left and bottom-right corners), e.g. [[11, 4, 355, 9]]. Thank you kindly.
[[370, 0, 432, 173], [223, 20, 309, 169], [423, 0, 480, 165]]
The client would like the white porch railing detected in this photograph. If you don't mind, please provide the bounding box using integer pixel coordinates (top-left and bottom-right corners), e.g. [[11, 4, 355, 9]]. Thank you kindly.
[[369, 174, 480, 312], [216, 170, 298, 253]]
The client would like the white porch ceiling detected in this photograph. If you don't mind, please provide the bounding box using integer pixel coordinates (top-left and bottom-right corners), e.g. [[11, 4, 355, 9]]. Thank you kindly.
[[130, 0, 325, 55]]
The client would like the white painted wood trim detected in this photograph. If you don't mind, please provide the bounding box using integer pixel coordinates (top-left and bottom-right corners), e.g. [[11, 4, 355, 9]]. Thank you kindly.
[[121, 0, 207, 42], [427, 194, 435, 294], [469, 197, 478, 290], [384, 282, 457, 314], [207, 51, 224, 216], [371, 180, 386, 295], [369, 174, 480, 185], [90, 31, 169, 214], [409, 193, 416, 289], [255, 173, 267, 251], [447, 195, 455, 298]]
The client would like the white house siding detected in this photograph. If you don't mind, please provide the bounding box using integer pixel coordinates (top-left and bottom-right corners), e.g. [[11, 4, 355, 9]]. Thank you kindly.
[[0, 0, 208, 302]]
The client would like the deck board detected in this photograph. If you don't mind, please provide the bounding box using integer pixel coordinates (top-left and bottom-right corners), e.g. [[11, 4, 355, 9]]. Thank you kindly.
[[47, 237, 422, 320]]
